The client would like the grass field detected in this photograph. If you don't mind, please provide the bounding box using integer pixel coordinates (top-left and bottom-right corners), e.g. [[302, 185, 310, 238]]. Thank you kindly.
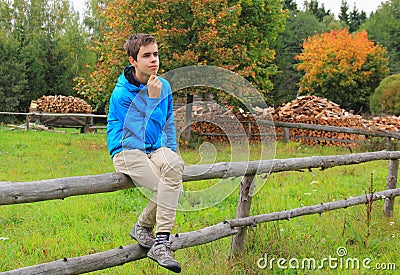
[[0, 126, 398, 274]]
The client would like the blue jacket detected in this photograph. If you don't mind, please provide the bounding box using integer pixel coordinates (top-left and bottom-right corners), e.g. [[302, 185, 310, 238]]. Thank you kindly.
[[107, 67, 177, 158]]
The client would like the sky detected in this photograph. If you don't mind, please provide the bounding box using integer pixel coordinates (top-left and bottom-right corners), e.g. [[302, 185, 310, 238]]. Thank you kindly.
[[71, 0, 384, 18], [72, 0, 85, 16], [295, 0, 384, 17]]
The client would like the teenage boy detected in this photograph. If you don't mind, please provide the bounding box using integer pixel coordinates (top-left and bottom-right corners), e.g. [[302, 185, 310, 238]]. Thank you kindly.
[[107, 33, 183, 273]]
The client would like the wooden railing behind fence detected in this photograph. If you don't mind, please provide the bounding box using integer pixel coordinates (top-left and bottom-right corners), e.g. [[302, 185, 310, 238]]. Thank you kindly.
[[2, 111, 400, 141]]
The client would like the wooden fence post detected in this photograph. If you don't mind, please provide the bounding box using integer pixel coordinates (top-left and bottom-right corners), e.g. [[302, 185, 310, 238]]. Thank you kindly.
[[26, 114, 30, 130], [184, 93, 193, 142], [231, 174, 256, 256], [283, 127, 290, 143], [384, 159, 399, 217], [385, 137, 392, 149]]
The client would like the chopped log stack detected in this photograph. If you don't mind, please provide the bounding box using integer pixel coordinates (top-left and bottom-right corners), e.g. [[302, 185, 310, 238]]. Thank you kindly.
[[176, 102, 250, 143], [30, 95, 92, 114], [270, 95, 400, 146], [270, 95, 365, 147], [365, 116, 400, 132]]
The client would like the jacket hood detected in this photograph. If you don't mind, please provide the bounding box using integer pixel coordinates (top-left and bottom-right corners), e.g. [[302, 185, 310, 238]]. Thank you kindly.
[[116, 66, 145, 91], [124, 66, 142, 87]]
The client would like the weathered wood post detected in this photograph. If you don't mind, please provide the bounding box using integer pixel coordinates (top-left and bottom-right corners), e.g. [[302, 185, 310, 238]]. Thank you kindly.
[[283, 127, 290, 143], [385, 137, 392, 150], [184, 93, 193, 142], [26, 113, 30, 130], [384, 159, 399, 217], [231, 174, 256, 256]]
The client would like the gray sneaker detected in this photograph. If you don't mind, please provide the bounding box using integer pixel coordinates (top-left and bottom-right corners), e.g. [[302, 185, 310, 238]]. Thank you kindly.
[[129, 223, 155, 248], [147, 241, 181, 273]]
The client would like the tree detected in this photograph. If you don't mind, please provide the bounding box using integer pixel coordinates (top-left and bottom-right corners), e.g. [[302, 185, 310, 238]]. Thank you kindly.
[[362, 0, 400, 73], [304, 0, 331, 22], [370, 74, 400, 116], [0, 0, 94, 112], [76, 0, 287, 111], [295, 28, 390, 113], [82, 0, 104, 42], [271, 9, 325, 106], [338, 0, 350, 25], [0, 30, 27, 114], [349, 5, 366, 33], [284, 0, 298, 11]]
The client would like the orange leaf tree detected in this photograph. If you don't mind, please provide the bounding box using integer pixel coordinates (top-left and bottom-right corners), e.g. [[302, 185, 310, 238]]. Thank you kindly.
[[295, 28, 389, 113], [76, 0, 287, 112]]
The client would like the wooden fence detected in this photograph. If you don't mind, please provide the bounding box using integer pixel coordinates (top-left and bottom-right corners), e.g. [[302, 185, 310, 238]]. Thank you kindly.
[[1, 151, 399, 274], [179, 118, 400, 145], [3, 111, 400, 143], [0, 112, 107, 133]]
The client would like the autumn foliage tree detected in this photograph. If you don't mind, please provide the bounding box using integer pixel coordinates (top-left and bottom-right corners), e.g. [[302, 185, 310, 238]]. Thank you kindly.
[[295, 28, 389, 113], [75, 0, 287, 112]]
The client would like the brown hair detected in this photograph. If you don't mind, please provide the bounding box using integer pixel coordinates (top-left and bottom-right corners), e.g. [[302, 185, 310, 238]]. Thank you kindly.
[[124, 33, 157, 61]]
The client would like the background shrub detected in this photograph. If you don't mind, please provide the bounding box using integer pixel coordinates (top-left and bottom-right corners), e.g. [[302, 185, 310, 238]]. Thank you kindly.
[[370, 74, 400, 116]]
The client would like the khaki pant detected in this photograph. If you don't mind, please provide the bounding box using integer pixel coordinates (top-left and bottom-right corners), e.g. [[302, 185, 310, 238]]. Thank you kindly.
[[112, 147, 184, 233]]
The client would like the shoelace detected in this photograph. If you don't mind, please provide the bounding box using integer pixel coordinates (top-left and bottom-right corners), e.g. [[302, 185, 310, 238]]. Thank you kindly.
[[137, 226, 154, 240], [159, 242, 173, 257]]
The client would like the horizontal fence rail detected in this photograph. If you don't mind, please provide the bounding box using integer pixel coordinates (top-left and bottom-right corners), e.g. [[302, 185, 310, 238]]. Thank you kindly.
[[1, 151, 400, 206], [175, 118, 400, 146], [1, 112, 398, 138], [1, 112, 107, 132], [264, 120, 400, 140], [0, 111, 107, 118], [2, 111, 399, 142], [176, 118, 400, 140]]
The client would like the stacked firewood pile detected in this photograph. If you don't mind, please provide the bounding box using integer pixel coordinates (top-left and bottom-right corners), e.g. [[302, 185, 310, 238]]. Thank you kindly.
[[365, 116, 400, 132], [175, 102, 274, 143], [30, 95, 92, 114], [182, 102, 250, 143], [179, 95, 400, 147], [270, 95, 400, 146], [270, 95, 367, 146]]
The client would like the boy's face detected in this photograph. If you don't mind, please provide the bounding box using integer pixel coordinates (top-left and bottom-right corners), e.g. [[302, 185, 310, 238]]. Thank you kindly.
[[130, 42, 159, 83]]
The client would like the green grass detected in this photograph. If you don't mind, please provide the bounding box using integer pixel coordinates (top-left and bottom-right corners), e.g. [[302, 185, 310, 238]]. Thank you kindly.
[[0, 126, 399, 274]]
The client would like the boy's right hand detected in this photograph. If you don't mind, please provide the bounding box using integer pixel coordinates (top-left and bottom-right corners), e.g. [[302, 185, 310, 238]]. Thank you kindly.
[[147, 74, 162, 98]]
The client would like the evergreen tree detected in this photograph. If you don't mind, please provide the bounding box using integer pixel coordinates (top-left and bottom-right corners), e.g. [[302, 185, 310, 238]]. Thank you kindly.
[[271, 10, 325, 106], [284, 0, 298, 11], [0, 30, 27, 114], [349, 6, 367, 33], [305, 0, 331, 22], [339, 0, 350, 25], [0, 0, 94, 112], [362, 0, 400, 73]]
